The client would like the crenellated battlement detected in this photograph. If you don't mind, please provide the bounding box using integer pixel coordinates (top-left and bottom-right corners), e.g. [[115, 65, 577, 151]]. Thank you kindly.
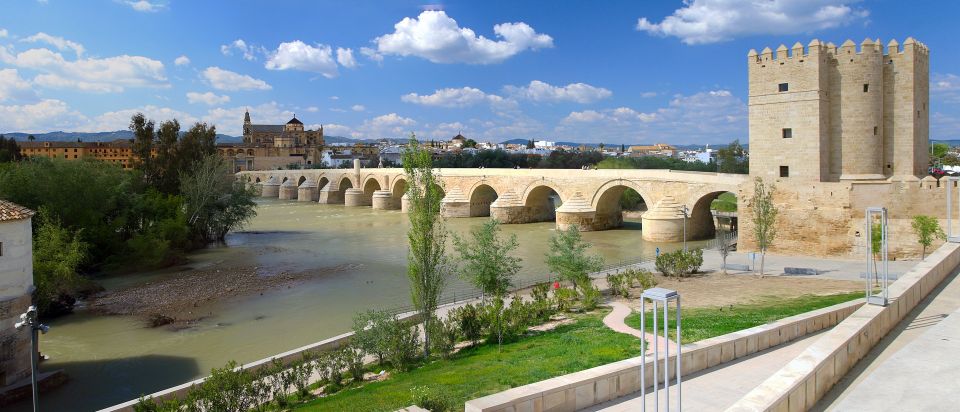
[[749, 38, 929, 65]]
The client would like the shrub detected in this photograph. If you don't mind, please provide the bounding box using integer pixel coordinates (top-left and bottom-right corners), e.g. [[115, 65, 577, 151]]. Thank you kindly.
[[553, 287, 578, 312], [578, 281, 601, 311], [429, 317, 459, 359], [351, 309, 393, 365], [624, 268, 657, 290], [451, 303, 484, 346], [529, 284, 555, 323], [185, 361, 258, 412], [265, 359, 295, 408], [531, 282, 550, 305], [606, 273, 629, 298], [387, 320, 421, 371], [655, 249, 704, 278], [341, 345, 365, 382], [410, 385, 451, 412], [318, 350, 345, 387], [133, 396, 181, 412]]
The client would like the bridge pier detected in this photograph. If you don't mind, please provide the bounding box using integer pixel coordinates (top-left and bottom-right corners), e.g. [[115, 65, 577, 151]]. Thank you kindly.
[[278, 179, 298, 200], [555, 193, 599, 231], [400, 193, 410, 213], [440, 188, 471, 218], [490, 191, 525, 223], [344, 188, 371, 206], [318, 186, 344, 204], [297, 179, 319, 202], [259, 177, 280, 198], [371, 190, 399, 210], [641, 196, 686, 242]]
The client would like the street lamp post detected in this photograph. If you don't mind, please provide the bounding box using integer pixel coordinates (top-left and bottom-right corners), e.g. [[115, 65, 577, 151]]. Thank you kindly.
[[682, 205, 689, 252], [14, 305, 49, 412]]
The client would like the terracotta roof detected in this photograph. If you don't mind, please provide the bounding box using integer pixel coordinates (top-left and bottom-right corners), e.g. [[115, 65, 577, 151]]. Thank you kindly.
[[0, 200, 35, 222]]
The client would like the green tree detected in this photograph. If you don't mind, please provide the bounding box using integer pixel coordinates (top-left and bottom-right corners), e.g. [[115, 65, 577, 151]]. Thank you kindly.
[[351, 309, 395, 366], [402, 134, 451, 358], [464, 138, 477, 148], [710, 192, 737, 212], [179, 154, 258, 244], [749, 177, 777, 277], [716, 139, 749, 174], [32, 209, 88, 317], [545, 225, 603, 291], [453, 219, 522, 351], [453, 219, 521, 299], [932, 142, 950, 160], [0, 135, 23, 163], [911, 215, 946, 259]]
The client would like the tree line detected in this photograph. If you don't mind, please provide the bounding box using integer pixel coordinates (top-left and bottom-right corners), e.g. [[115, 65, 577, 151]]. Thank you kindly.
[[0, 115, 258, 317]]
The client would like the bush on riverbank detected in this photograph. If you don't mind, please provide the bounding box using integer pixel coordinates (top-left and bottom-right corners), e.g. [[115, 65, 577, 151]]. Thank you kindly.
[[655, 248, 704, 278]]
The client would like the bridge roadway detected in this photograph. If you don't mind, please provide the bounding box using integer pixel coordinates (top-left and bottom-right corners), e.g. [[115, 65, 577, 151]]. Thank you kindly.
[[237, 166, 747, 241]]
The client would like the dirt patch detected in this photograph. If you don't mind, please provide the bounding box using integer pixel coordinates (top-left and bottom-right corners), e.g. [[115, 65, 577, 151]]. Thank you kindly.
[[87, 264, 357, 328], [527, 315, 574, 332], [620, 270, 863, 311]]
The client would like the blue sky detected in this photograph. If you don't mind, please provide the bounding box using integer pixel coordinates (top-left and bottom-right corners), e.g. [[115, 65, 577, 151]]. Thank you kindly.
[[1, 0, 958, 144]]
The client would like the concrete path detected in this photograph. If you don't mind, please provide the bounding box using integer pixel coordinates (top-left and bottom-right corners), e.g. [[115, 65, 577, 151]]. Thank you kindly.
[[815, 263, 960, 410], [584, 330, 827, 412], [602, 301, 678, 354], [830, 307, 960, 411]]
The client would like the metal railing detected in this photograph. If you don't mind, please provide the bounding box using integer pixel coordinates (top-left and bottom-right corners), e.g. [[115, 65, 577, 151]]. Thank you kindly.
[[384, 251, 658, 316], [704, 230, 738, 250]]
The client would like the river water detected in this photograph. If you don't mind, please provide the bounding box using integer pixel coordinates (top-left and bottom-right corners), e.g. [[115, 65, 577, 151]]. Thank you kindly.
[[16, 199, 708, 411]]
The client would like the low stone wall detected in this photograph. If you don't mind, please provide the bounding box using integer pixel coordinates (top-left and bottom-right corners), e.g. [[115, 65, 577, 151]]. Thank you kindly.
[[100, 312, 420, 412], [725, 241, 960, 412], [464, 299, 863, 412]]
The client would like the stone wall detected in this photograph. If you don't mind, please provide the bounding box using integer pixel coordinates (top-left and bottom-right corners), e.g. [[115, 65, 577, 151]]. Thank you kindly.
[[0, 218, 33, 386]]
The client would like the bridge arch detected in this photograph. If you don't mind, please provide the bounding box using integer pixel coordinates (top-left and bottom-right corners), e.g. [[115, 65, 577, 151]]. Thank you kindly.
[[590, 180, 653, 231], [317, 176, 330, 191], [686, 190, 738, 240], [337, 175, 354, 191], [521, 181, 565, 223], [363, 177, 382, 198], [467, 182, 499, 217], [298, 176, 307, 186]]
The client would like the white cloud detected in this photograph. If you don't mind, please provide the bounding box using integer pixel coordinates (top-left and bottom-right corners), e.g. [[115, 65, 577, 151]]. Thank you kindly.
[[373, 10, 553, 64], [0, 69, 34, 102], [360, 47, 384, 64], [401, 86, 503, 108], [186, 91, 230, 105], [336, 47, 357, 68], [120, 0, 166, 13], [355, 113, 417, 139], [83, 105, 198, 132], [636, 0, 868, 45], [557, 90, 746, 144], [220, 39, 264, 61], [203, 102, 299, 135], [174, 55, 190, 66], [22, 32, 85, 56], [505, 80, 612, 103], [305, 106, 319, 112], [0, 29, 8, 38], [329, 96, 339, 100], [2, 47, 167, 93], [265, 41, 339, 78], [351, 104, 366, 112], [641, 92, 657, 98], [933, 73, 960, 105], [0, 99, 87, 133], [321, 123, 355, 138], [202, 67, 271, 91]]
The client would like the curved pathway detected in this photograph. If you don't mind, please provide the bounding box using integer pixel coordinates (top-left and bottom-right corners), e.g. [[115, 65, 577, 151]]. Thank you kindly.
[[603, 301, 678, 354]]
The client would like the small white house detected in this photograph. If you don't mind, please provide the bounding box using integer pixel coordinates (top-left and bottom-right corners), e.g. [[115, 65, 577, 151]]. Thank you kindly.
[[0, 199, 34, 386]]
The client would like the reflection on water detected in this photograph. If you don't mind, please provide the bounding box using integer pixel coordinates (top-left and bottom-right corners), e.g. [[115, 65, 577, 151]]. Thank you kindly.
[[16, 199, 707, 411]]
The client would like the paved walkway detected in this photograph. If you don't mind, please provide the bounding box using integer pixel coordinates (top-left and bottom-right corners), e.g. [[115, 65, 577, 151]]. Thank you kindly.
[[602, 301, 678, 354], [831, 307, 960, 411], [584, 330, 827, 411], [815, 263, 960, 410]]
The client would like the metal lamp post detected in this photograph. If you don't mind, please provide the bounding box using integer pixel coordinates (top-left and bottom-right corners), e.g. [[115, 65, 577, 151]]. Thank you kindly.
[[864, 207, 889, 306], [15, 305, 49, 412], [640, 287, 681, 412], [682, 205, 689, 252]]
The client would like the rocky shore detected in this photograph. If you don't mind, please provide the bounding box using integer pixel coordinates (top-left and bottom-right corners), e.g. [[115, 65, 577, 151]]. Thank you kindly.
[[87, 264, 360, 328]]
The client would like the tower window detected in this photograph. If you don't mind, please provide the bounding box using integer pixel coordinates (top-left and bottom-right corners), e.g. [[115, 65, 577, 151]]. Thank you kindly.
[[778, 83, 789, 92], [874, 126, 878, 136], [863, 84, 869, 92], [780, 166, 789, 177], [782, 128, 793, 139]]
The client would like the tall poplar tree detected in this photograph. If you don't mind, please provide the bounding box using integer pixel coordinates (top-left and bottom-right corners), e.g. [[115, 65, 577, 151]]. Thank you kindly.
[[402, 134, 451, 358]]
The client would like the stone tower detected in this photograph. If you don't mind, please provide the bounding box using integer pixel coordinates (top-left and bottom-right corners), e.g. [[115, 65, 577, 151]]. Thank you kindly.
[[748, 38, 930, 182]]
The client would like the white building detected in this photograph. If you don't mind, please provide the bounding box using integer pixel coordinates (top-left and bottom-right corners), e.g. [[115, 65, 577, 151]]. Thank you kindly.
[[534, 140, 556, 149], [0, 200, 34, 387]]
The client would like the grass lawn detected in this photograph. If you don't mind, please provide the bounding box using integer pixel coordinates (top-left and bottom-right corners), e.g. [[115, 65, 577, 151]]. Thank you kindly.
[[294, 310, 638, 412], [625, 292, 863, 344]]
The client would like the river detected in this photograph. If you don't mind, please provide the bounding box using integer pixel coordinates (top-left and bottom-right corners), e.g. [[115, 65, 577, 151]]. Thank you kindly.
[[13, 198, 709, 411]]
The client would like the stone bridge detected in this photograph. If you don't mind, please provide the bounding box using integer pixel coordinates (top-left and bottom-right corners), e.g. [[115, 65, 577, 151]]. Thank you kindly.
[[238, 165, 747, 242]]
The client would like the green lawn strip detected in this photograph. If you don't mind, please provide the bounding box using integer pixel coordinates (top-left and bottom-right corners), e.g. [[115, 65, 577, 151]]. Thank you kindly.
[[294, 310, 638, 412], [625, 292, 863, 344]]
